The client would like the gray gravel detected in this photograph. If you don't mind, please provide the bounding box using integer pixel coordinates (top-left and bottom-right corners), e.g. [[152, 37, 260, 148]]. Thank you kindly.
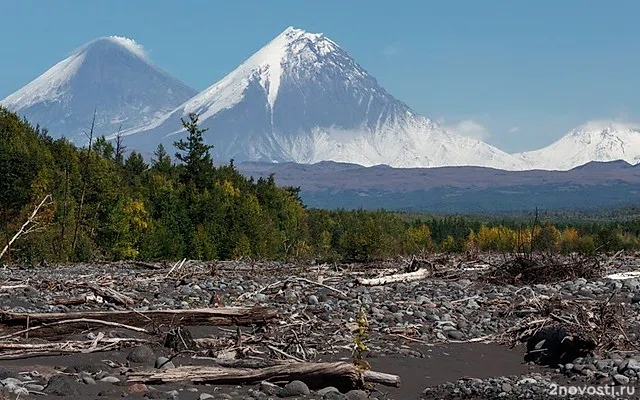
[[2, 253, 640, 398]]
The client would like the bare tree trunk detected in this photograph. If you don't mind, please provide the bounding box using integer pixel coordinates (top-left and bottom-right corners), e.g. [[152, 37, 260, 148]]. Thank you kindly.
[[114, 126, 126, 167], [0, 194, 52, 261], [71, 109, 96, 258], [58, 167, 69, 261]]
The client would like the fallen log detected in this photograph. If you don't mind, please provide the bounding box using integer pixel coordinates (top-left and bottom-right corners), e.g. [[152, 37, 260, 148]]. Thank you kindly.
[[194, 357, 295, 369], [357, 268, 432, 286], [0, 306, 278, 332], [128, 362, 400, 392], [0, 318, 149, 340]]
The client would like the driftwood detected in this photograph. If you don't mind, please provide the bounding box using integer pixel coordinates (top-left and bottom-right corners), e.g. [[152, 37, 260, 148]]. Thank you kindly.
[[485, 254, 603, 285], [128, 362, 400, 392], [53, 293, 103, 306], [0, 318, 149, 340], [79, 283, 135, 306], [0, 306, 278, 333], [357, 268, 432, 286]]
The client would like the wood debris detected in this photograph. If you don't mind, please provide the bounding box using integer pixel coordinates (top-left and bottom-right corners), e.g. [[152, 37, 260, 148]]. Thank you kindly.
[[128, 362, 400, 392]]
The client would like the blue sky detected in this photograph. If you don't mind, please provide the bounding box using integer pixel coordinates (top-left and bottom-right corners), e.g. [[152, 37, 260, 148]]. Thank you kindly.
[[1, 0, 639, 152]]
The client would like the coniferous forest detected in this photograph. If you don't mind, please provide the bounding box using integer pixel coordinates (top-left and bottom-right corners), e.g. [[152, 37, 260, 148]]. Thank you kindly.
[[2, 105, 640, 265]]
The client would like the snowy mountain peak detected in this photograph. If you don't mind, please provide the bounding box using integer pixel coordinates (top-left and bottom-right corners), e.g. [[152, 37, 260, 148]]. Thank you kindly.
[[516, 120, 640, 170], [178, 26, 347, 120], [76, 35, 149, 60], [123, 27, 526, 170], [1, 36, 197, 143], [569, 120, 640, 138]]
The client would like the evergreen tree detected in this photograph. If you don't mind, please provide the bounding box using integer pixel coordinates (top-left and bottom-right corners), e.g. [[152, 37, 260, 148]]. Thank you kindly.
[[151, 144, 172, 175], [173, 113, 214, 188]]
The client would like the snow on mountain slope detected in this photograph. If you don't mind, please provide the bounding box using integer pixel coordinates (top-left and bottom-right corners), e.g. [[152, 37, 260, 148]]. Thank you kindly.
[[516, 121, 640, 170], [1, 36, 197, 143], [122, 27, 526, 170]]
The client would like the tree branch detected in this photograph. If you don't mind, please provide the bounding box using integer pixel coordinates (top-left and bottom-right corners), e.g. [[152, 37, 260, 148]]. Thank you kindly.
[[0, 194, 52, 261]]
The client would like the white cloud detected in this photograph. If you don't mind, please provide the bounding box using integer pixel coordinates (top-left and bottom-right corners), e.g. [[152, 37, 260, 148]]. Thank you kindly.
[[107, 36, 148, 59], [508, 126, 520, 133], [442, 119, 492, 140]]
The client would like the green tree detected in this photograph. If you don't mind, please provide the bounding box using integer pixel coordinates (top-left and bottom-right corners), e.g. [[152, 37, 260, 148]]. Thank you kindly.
[[151, 144, 172, 175], [173, 113, 214, 189]]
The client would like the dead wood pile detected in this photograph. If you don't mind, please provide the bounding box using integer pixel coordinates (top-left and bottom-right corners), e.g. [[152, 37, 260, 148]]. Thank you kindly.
[[484, 254, 603, 285], [500, 290, 634, 365]]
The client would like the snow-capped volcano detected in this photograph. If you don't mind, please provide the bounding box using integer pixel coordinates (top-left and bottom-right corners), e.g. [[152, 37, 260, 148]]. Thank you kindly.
[[123, 27, 526, 170], [1, 36, 197, 143], [516, 121, 640, 170]]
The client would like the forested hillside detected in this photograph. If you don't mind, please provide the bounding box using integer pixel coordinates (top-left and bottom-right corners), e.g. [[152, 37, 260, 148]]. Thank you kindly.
[[2, 106, 640, 264]]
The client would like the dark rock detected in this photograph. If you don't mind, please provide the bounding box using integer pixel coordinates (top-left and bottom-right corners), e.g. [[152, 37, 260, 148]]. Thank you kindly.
[[345, 389, 369, 400], [44, 374, 80, 396], [322, 392, 347, 400], [0, 366, 19, 380], [127, 345, 156, 364], [447, 330, 464, 340], [143, 390, 167, 399], [278, 380, 310, 397], [317, 386, 340, 396]]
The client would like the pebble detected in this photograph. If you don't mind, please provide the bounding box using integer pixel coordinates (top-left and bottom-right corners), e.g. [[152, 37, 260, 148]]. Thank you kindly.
[[278, 380, 310, 397], [99, 376, 120, 384]]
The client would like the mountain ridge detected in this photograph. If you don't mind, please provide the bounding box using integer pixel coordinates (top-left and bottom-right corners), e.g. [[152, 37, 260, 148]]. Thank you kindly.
[[235, 159, 640, 212], [2, 29, 640, 172]]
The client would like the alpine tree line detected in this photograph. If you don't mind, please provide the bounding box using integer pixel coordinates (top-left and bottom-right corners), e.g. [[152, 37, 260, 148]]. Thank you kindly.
[[2, 105, 640, 264]]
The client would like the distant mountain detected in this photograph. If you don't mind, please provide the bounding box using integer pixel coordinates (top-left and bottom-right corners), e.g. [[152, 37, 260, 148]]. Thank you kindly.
[[121, 27, 526, 170], [1, 36, 197, 143], [236, 159, 640, 213], [4, 30, 639, 173], [516, 121, 640, 170]]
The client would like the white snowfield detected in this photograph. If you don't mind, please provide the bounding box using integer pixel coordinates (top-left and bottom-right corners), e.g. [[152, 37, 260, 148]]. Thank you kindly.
[[2, 28, 639, 172], [515, 121, 640, 171]]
